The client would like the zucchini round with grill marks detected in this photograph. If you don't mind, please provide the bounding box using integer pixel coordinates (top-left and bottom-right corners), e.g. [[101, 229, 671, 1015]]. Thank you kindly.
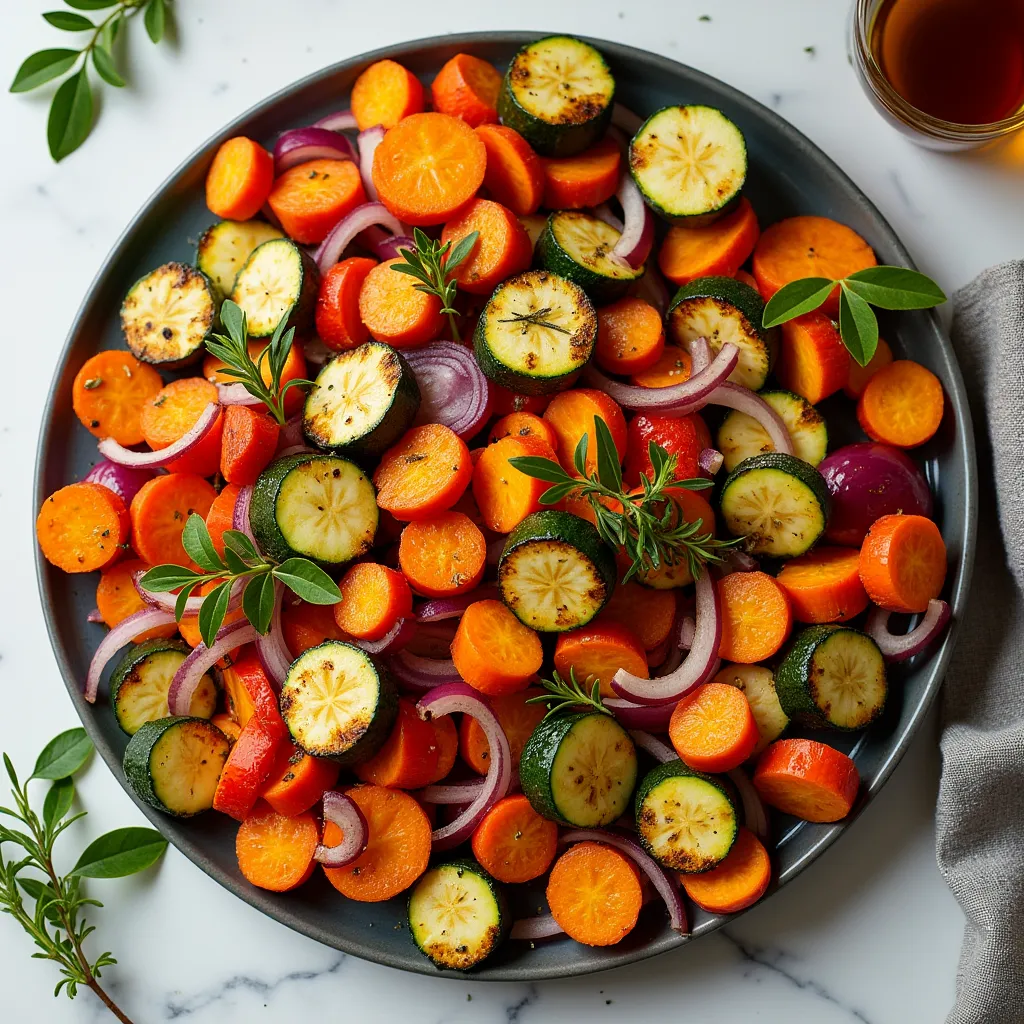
[[121, 262, 215, 368], [110, 638, 216, 736], [303, 342, 420, 458], [520, 711, 637, 827], [195, 219, 284, 302], [408, 860, 508, 970], [667, 276, 774, 390], [717, 389, 828, 471], [714, 663, 789, 754], [629, 105, 747, 224], [634, 759, 738, 873], [497, 36, 615, 157], [279, 640, 397, 763], [250, 453, 378, 565], [230, 237, 319, 337], [536, 211, 644, 304], [474, 270, 596, 395], [720, 452, 830, 558], [498, 510, 616, 632], [775, 624, 887, 731]]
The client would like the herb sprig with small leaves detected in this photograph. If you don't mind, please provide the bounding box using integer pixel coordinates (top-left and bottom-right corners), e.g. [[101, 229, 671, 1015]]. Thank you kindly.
[[510, 416, 737, 583], [390, 228, 479, 343], [140, 515, 341, 648], [527, 669, 611, 721], [204, 300, 316, 428], [762, 266, 946, 367], [10, 0, 172, 163], [1, 729, 168, 1023], [496, 307, 572, 335]]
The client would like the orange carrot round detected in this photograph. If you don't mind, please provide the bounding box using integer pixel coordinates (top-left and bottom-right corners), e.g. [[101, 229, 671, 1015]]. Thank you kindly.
[[205, 483, 241, 558], [398, 511, 486, 597], [553, 622, 649, 698], [541, 137, 621, 209], [95, 558, 178, 641], [489, 411, 559, 450], [659, 196, 760, 285], [475, 123, 545, 216], [431, 53, 502, 127], [471, 794, 559, 884], [753, 738, 860, 823], [776, 546, 869, 623], [669, 681, 760, 773], [206, 137, 274, 221], [734, 268, 759, 290], [267, 158, 367, 245], [203, 339, 308, 417], [776, 312, 850, 405], [631, 345, 691, 388], [37, 483, 129, 574], [459, 686, 547, 775], [315, 256, 377, 352], [260, 745, 342, 818], [425, 715, 459, 785], [472, 433, 559, 533], [355, 698, 442, 790], [333, 562, 413, 640], [235, 801, 319, 892], [351, 59, 425, 131], [441, 198, 533, 295], [601, 583, 677, 652], [220, 405, 279, 487], [129, 473, 217, 567], [140, 378, 224, 478], [490, 383, 551, 417], [857, 359, 944, 448], [72, 351, 163, 446], [282, 601, 349, 655], [718, 571, 793, 663], [844, 337, 894, 399], [543, 388, 627, 476], [451, 599, 543, 696], [358, 257, 446, 348], [679, 826, 771, 914], [595, 297, 666, 376], [858, 513, 947, 613]]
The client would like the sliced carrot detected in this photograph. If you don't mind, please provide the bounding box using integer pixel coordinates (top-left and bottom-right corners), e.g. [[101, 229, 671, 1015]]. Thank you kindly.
[[451, 599, 543, 696], [211, 712, 241, 744], [490, 383, 550, 417], [431, 53, 502, 127], [351, 59, 425, 131], [489, 411, 559, 450], [459, 686, 547, 775], [752, 215, 877, 314], [353, 698, 438, 789], [332, 562, 412, 641], [214, 719, 283, 821], [541, 137, 620, 209], [203, 339, 308, 417], [753, 738, 860, 823], [669, 681, 760, 773], [471, 793, 559, 884], [236, 800, 318, 891], [658, 196, 761, 285], [441, 198, 533, 296], [546, 841, 643, 947], [261, 744, 341, 817], [95, 558, 177, 641], [734, 268, 759, 290], [776, 547, 868, 623], [358, 257, 445, 348], [601, 583, 677, 651], [679, 826, 771, 914], [399, 512, 486, 597], [140, 377, 223, 478], [858, 513, 947, 613], [282, 600, 349, 655], [554, 622, 649, 698], [595, 297, 665, 376], [631, 345, 691, 388], [857, 359, 944, 448], [844, 337, 893, 399], [472, 433, 559, 533], [543, 389, 627, 476], [129, 473, 217, 567], [72, 350, 163, 446], [322, 784, 432, 901], [475, 123, 545, 216], [315, 256, 377, 352], [220, 406, 279, 487], [205, 483, 241, 558], [624, 412, 711, 487], [425, 715, 459, 785], [37, 483, 129, 574], [776, 312, 851, 405], [718, 571, 792, 663], [205, 137, 274, 221], [268, 158, 367, 245], [372, 112, 487, 226], [374, 423, 472, 521]]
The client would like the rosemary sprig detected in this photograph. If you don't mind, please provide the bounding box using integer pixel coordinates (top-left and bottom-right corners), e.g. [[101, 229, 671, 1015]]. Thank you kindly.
[[203, 300, 315, 428], [496, 307, 572, 335], [389, 227, 479, 342], [527, 669, 611, 721], [140, 515, 340, 648], [510, 416, 737, 583]]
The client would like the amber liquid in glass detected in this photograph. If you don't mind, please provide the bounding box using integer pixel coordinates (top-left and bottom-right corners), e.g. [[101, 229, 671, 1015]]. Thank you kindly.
[[870, 0, 1024, 124]]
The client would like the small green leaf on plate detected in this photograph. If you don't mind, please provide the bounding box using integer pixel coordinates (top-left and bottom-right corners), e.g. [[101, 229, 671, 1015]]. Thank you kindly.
[[243, 572, 276, 635], [181, 514, 225, 572], [273, 559, 341, 605], [843, 266, 947, 310], [762, 277, 835, 328], [838, 282, 879, 367]]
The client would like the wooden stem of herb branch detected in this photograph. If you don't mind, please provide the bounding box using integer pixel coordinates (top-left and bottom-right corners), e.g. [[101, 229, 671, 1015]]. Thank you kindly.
[[82, 2, 147, 65]]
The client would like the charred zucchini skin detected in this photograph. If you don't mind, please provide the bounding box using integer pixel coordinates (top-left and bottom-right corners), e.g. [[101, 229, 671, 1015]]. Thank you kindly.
[[195, 219, 284, 302]]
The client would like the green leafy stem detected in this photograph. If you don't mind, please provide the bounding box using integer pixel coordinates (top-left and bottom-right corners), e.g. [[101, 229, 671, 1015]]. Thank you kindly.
[[527, 669, 610, 721]]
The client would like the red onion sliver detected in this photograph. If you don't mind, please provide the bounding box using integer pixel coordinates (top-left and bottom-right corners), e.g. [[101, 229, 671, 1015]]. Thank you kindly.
[[562, 829, 688, 935], [314, 109, 358, 132], [352, 617, 415, 655], [276, 444, 315, 458], [403, 342, 491, 440], [232, 484, 257, 546], [604, 698, 676, 731], [85, 607, 177, 702], [418, 778, 487, 805], [632, 266, 671, 314], [373, 233, 416, 261], [629, 730, 677, 764], [168, 621, 259, 716], [98, 402, 220, 468], [689, 336, 711, 373], [699, 448, 724, 476], [215, 382, 263, 406], [315, 790, 369, 866], [510, 914, 565, 941], [255, 581, 292, 689], [865, 599, 951, 662], [612, 569, 721, 704], [704, 382, 794, 456], [417, 682, 512, 849], [726, 768, 771, 843], [358, 126, 386, 202], [415, 586, 499, 623], [679, 616, 696, 650], [84, 460, 157, 505], [610, 173, 654, 268], [87, 607, 104, 624], [278, 414, 305, 451], [274, 126, 356, 175], [593, 202, 624, 233], [387, 649, 462, 692], [720, 549, 759, 575], [314, 201, 403, 274], [133, 570, 244, 617]]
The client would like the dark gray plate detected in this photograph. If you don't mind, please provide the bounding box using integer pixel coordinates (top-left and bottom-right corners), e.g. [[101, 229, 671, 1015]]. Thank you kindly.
[[34, 32, 977, 980]]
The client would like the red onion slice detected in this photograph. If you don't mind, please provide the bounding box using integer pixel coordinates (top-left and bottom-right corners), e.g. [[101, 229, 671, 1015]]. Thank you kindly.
[[704, 382, 794, 457], [612, 102, 645, 135], [726, 768, 771, 843], [865, 599, 951, 662], [232, 484, 257, 546], [255, 582, 292, 688], [510, 914, 565, 941], [583, 343, 738, 414], [358, 126, 386, 202], [593, 203, 624, 233], [417, 683, 512, 849], [720, 549, 759, 575], [314, 109, 358, 132], [133, 570, 244, 617], [315, 790, 369, 866], [385, 649, 462, 692], [274, 126, 356, 175], [87, 607, 104, 624], [561, 829, 688, 935], [373, 233, 416, 261], [612, 569, 721, 704], [418, 779, 487, 804], [604, 698, 676, 731], [216, 382, 263, 406], [276, 445, 315, 458], [403, 342, 492, 440], [415, 587, 499, 623], [85, 607, 177, 702], [98, 402, 220, 468], [629, 730, 677, 764], [679, 617, 696, 650], [84, 460, 157, 505], [314, 201, 403, 274], [699, 448, 724, 476], [278, 414, 305, 451], [632, 266, 671, 314], [168, 621, 259, 716], [610, 173, 654, 269], [352, 618, 415, 656]]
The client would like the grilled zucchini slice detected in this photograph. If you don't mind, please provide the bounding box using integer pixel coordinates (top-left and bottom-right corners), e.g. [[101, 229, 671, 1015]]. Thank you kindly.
[[717, 389, 828, 471], [196, 219, 284, 301], [713, 663, 789, 754], [230, 237, 319, 337]]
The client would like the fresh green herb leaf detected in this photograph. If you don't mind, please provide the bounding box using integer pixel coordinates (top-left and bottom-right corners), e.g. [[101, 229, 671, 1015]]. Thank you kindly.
[[69, 827, 167, 879], [30, 730, 93, 782], [9, 49, 80, 92], [761, 277, 834, 327], [139, 564, 202, 592], [174, 579, 200, 621], [594, 416, 622, 493], [573, 432, 589, 478], [47, 67, 93, 162], [507, 454, 569, 484], [273, 559, 341, 605], [43, 11, 95, 30], [65, 0, 120, 9], [222, 545, 249, 576], [180, 514, 225, 573], [143, 0, 166, 44], [91, 45, 124, 87], [198, 579, 233, 649], [222, 529, 259, 563], [42, 779, 75, 832], [843, 266, 947, 309], [496, 307, 572, 335], [838, 282, 879, 367], [243, 572, 277, 636], [527, 669, 610, 720]]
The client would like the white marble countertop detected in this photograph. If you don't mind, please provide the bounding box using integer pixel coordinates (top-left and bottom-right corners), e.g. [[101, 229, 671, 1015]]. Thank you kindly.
[[4, 0, 1019, 1020]]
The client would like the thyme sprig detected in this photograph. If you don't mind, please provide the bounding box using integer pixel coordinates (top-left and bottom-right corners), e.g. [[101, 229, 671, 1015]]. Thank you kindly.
[[496, 307, 572, 335], [527, 669, 610, 721]]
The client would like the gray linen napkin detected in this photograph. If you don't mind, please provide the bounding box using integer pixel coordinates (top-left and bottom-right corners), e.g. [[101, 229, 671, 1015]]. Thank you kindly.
[[937, 260, 1024, 1023]]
